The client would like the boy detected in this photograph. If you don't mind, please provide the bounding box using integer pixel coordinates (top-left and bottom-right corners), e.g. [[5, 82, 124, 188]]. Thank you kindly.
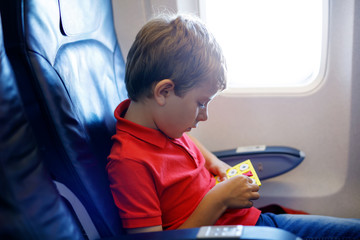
[[107, 14, 360, 238]]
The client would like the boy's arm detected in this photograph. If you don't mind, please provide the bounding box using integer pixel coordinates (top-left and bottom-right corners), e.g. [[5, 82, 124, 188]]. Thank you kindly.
[[179, 174, 259, 229], [127, 225, 163, 234], [126, 175, 260, 233], [187, 134, 231, 181]]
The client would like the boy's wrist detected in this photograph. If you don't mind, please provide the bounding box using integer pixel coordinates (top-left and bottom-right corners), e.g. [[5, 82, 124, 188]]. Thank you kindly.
[[208, 184, 228, 211]]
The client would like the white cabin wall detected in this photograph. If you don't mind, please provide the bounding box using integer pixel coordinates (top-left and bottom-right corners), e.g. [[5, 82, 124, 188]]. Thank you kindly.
[[191, 0, 359, 218], [112, 0, 199, 58], [112, 0, 147, 58], [345, 0, 360, 217], [111, 0, 360, 218], [112, 0, 180, 57]]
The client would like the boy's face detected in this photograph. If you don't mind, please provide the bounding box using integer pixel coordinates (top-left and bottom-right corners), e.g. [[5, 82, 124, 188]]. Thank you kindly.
[[154, 81, 218, 139]]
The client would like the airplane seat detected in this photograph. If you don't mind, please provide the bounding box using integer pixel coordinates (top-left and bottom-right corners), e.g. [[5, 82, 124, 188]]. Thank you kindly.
[[0, 0, 126, 238], [0, 13, 84, 240]]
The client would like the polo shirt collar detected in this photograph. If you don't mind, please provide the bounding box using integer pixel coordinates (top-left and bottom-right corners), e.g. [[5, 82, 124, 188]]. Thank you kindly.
[[114, 99, 168, 149]]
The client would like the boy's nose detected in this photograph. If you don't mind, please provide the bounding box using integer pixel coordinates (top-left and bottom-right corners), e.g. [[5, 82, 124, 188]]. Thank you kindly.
[[197, 108, 208, 122]]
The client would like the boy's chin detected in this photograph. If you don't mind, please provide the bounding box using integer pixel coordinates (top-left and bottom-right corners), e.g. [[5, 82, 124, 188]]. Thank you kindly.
[[164, 128, 192, 139], [168, 131, 187, 139], [173, 133, 186, 139]]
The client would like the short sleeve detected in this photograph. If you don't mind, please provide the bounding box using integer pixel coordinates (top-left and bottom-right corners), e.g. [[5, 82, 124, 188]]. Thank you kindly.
[[106, 156, 162, 228]]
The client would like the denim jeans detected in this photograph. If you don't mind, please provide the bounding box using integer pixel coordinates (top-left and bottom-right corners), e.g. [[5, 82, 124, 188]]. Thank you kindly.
[[256, 213, 360, 240]]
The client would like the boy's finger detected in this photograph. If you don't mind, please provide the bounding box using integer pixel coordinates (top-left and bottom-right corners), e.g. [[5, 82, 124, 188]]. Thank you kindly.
[[219, 176, 227, 182], [217, 172, 227, 182], [217, 168, 228, 178]]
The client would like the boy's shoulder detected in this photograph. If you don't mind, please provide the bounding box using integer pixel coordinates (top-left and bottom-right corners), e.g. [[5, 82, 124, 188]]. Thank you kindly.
[[112, 122, 197, 157]]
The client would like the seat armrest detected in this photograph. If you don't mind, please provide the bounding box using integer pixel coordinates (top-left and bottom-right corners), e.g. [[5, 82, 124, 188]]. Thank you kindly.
[[108, 226, 301, 240], [214, 145, 305, 180]]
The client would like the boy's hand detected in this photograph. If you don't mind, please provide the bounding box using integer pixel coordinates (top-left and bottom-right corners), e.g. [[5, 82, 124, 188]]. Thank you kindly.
[[210, 175, 260, 209], [205, 156, 231, 182]]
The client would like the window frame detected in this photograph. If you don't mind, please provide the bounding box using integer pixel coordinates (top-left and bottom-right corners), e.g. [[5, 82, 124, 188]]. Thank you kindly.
[[198, 0, 329, 96]]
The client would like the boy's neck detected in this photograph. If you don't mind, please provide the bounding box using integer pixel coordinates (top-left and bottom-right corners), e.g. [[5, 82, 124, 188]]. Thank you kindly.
[[124, 100, 157, 130]]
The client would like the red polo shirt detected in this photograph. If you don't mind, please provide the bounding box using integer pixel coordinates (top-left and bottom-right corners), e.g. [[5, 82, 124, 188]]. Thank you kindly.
[[106, 99, 260, 230]]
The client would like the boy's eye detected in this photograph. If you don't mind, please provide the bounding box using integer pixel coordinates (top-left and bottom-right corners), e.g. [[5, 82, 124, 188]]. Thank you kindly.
[[198, 102, 206, 109]]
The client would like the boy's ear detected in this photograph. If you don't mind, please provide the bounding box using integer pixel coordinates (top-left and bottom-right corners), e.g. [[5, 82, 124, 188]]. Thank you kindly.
[[153, 79, 175, 106]]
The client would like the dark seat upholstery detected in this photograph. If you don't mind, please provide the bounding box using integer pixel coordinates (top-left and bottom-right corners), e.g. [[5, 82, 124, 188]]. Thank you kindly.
[[0, 0, 126, 238], [0, 14, 83, 240]]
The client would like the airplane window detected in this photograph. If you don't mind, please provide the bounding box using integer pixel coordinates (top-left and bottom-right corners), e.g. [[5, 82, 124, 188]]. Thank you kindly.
[[200, 0, 328, 95]]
